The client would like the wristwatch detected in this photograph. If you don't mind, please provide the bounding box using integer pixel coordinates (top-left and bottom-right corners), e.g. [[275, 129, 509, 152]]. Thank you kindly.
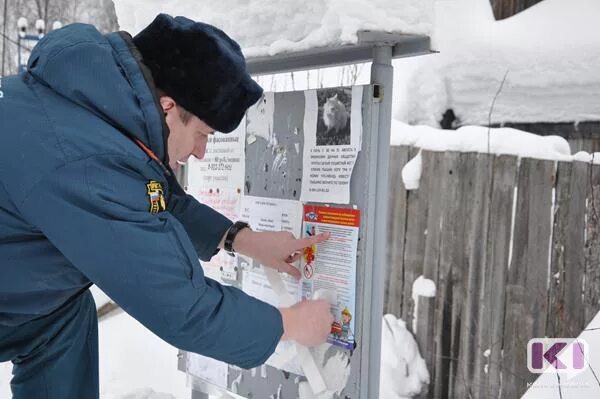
[[224, 221, 251, 256]]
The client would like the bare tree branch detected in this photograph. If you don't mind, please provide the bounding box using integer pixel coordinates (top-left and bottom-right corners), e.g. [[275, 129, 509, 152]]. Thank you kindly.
[[487, 70, 509, 154]]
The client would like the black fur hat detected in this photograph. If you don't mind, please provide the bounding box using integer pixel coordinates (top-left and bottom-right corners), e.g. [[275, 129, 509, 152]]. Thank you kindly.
[[133, 14, 262, 133]]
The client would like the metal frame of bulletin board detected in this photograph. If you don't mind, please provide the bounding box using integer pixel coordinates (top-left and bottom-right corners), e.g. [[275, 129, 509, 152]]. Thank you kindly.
[[176, 31, 432, 399]]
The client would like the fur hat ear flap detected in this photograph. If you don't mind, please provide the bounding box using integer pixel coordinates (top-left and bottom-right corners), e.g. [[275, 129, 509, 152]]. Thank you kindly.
[[133, 14, 263, 133]]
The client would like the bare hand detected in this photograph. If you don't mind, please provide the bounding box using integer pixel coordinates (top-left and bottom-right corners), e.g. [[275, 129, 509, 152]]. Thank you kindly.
[[233, 229, 329, 279], [279, 299, 335, 346]]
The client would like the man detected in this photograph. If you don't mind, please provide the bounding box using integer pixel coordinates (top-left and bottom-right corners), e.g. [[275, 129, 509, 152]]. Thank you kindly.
[[0, 14, 334, 398]]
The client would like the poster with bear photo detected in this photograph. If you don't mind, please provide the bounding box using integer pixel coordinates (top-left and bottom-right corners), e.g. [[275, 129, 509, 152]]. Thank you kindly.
[[300, 86, 363, 205]]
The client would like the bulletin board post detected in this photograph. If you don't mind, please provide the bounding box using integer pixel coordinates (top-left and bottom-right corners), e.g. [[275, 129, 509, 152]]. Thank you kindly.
[[360, 44, 394, 399]]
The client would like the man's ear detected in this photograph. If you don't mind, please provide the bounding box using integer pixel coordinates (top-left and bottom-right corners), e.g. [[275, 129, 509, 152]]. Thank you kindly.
[[159, 96, 176, 114]]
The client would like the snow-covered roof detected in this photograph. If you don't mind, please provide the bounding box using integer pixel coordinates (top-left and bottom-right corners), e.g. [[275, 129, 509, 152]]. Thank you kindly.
[[396, 0, 600, 127], [113, 0, 434, 58]]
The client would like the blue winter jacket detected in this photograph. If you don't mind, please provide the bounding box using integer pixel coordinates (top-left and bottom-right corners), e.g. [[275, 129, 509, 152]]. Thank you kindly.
[[0, 24, 282, 368]]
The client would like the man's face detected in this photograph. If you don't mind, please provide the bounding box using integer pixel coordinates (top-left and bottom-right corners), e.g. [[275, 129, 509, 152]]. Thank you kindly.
[[161, 97, 214, 171]]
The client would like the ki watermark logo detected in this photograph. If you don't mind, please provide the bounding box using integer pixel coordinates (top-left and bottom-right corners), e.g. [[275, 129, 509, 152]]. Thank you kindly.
[[527, 338, 589, 378]]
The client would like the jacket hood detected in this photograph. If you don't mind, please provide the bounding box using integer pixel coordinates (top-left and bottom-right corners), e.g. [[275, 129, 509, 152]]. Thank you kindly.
[[26, 23, 168, 162]]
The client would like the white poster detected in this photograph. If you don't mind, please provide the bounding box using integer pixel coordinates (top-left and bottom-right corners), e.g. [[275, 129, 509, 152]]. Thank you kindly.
[[239, 196, 305, 375], [187, 116, 246, 192], [300, 86, 363, 204], [187, 187, 241, 282], [240, 195, 303, 238]]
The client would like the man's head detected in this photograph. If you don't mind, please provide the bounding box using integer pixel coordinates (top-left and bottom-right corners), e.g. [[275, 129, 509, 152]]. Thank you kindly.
[[133, 14, 262, 168]]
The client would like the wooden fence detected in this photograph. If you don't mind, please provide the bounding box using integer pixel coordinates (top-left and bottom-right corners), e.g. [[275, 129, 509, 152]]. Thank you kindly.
[[384, 146, 600, 398]]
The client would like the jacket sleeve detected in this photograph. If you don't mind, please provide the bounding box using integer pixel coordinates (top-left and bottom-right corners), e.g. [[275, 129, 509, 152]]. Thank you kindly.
[[18, 155, 282, 369], [166, 174, 232, 261]]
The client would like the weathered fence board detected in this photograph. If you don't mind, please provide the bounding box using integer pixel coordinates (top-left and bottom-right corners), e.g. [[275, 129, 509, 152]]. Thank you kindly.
[[384, 146, 411, 317], [499, 285, 529, 399], [504, 158, 555, 395], [584, 164, 600, 325], [479, 155, 518, 398], [432, 152, 463, 399], [417, 151, 444, 394], [402, 150, 430, 328], [446, 153, 479, 399], [548, 161, 587, 338], [454, 153, 493, 399]]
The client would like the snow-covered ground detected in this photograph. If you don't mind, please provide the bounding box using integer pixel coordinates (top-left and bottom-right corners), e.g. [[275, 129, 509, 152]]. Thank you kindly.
[[97, 312, 189, 398], [0, 287, 190, 399]]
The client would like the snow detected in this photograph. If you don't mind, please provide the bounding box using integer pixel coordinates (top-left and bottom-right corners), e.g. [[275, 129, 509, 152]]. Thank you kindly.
[[397, 0, 600, 127], [0, 289, 189, 399], [0, 362, 10, 397], [401, 150, 422, 191], [94, 286, 188, 397], [379, 314, 429, 399], [113, 0, 433, 58], [98, 311, 189, 399], [91, 284, 112, 308], [573, 152, 600, 164], [392, 119, 600, 190], [411, 276, 436, 333], [93, 287, 187, 398], [392, 119, 577, 161], [412, 275, 436, 298]]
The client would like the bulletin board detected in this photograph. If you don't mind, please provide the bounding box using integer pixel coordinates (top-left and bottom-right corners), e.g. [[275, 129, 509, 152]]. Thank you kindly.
[[179, 84, 382, 399]]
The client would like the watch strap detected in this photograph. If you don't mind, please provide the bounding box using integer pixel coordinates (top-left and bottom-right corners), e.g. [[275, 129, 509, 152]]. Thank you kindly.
[[224, 221, 250, 255]]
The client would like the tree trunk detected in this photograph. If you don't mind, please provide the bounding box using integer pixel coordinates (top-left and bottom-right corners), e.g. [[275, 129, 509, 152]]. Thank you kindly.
[[490, 0, 545, 20]]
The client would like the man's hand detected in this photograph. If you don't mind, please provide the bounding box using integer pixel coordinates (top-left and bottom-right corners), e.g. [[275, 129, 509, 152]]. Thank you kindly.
[[230, 229, 330, 279], [279, 300, 335, 346]]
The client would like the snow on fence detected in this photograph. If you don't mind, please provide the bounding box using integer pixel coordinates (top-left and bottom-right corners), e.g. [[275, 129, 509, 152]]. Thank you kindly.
[[384, 146, 600, 398]]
